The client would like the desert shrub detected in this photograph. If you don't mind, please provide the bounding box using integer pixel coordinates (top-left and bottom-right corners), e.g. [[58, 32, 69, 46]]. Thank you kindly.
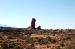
[[60, 43, 65, 47], [37, 26, 41, 30], [26, 48, 31, 49], [1, 43, 9, 49], [31, 44, 34, 47], [47, 36, 52, 41], [51, 47, 55, 49], [56, 46, 61, 49], [51, 39, 56, 43], [64, 40, 75, 49], [13, 46, 23, 49], [9, 43, 16, 49], [38, 38, 47, 44], [26, 46, 34, 49]]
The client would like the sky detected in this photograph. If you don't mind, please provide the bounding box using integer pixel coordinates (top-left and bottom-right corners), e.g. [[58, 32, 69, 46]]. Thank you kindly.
[[0, 0, 75, 29]]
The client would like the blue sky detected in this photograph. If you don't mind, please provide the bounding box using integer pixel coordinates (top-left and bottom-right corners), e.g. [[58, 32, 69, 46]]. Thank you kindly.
[[0, 0, 75, 29]]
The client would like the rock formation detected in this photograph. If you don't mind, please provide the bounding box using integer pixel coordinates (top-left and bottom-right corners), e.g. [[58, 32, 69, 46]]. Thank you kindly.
[[31, 18, 36, 29]]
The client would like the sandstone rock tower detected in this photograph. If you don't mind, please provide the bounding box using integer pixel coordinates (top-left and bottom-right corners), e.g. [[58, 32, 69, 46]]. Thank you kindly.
[[31, 18, 36, 29]]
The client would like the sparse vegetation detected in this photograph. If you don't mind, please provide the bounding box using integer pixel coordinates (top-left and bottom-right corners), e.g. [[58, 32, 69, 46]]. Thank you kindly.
[[37, 26, 41, 30], [0, 27, 75, 49]]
